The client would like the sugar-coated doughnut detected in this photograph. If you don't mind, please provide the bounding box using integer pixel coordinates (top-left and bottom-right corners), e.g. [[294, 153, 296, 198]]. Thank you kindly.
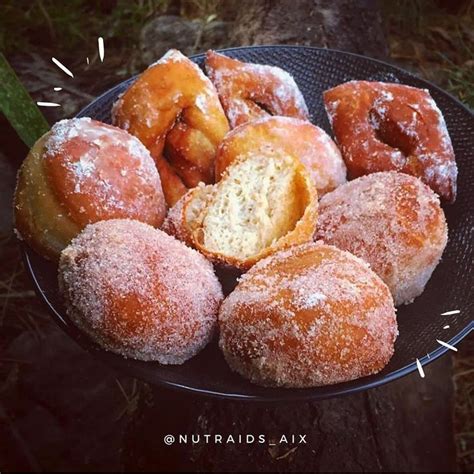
[[219, 243, 397, 388], [315, 172, 448, 305], [14, 118, 166, 260], [59, 219, 223, 364], [112, 49, 230, 206], [324, 81, 457, 202], [205, 50, 309, 128], [215, 116, 346, 196]]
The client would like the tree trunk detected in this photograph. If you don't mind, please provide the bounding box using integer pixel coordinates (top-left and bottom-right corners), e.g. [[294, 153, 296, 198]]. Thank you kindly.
[[228, 0, 388, 59], [123, 356, 456, 472]]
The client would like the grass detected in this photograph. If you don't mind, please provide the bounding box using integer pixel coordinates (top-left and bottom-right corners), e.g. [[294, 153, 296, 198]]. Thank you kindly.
[[453, 337, 474, 471], [2, 1, 471, 107], [384, 0, 474, 108], [0, 1, 170, 55], [0, 0, 222, 80], [0, 234, 50, 392], [0, 0, 221, 57], [441, 56, 474, 106]]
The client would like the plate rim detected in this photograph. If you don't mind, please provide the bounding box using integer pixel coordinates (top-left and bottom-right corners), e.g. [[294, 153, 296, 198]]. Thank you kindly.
[[88, 45, 474, 122], [22, 45, 474, 402]]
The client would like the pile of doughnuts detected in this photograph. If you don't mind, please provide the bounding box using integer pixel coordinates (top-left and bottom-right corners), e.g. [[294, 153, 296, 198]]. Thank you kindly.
[[14, 48, 457, 388]]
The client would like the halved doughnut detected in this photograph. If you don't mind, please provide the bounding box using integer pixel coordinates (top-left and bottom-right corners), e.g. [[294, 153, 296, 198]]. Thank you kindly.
[[177, 153, 318, 269]]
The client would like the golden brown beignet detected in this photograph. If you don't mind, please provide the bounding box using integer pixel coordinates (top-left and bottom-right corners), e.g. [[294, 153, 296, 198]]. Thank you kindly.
[[315, 171, 448, 305], [112, 49, 230, 206], [205, 50, 309, 128], [219, 243, 397, 387], [215, 116, 346, 196], [14, 118, 166, 260], [324, 81, 457, 202]]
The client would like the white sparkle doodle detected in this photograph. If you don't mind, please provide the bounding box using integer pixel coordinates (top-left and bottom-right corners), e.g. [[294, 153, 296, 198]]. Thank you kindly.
[[52, 57, 74, 77], [436, 339, 458, 352], [37, 101, 61, 107], [416, 358, 425, 378], [441, 309, 460, 316], [98, 37, 105, 62]]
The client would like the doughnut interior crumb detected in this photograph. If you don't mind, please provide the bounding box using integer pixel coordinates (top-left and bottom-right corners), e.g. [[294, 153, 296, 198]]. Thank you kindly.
[[192, 154, 309, 260]]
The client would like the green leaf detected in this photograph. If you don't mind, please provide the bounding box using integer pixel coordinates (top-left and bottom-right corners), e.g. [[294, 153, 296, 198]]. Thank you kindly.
[[0, 52, 50, 148]]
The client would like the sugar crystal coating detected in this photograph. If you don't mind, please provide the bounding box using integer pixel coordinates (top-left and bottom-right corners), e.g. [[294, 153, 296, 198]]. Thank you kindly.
[[59, 219, 223, 363], [324, 81, 457, 202], [206, 50, 309, 128], [43, 117, 166, 227], [112, 49, 230, 207], [219, 243, 397, 387], [316, 171, 448, 305]]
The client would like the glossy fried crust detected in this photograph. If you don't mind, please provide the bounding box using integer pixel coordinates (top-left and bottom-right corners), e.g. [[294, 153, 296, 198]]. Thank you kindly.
[[315, 172, 448, 306], [59, 219, 223, 364], [215, 116, 347, 196], [112, 49, 230, 206], [324, 81, 457, 202], [14, 118, 166, 260], [205, 50, 309, 128], [219, 243, 397, 388]]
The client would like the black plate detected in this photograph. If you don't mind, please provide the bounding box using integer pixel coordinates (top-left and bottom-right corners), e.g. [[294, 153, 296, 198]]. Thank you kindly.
[[23, 46, 474, 402]]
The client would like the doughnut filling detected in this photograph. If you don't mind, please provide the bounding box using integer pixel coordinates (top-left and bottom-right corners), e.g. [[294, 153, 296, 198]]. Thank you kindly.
[[183, 153, 318, 268]]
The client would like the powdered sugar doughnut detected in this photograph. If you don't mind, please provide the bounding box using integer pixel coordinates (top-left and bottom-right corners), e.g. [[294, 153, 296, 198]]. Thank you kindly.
[[206, 50, 309, 128], [59, 219, 223, 364], [215, 116, 346, 196], [324, 81, 457, 202], [14, 118, 166, 260], [219, 243, 397, 388], [315, 172, 448, 305]]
